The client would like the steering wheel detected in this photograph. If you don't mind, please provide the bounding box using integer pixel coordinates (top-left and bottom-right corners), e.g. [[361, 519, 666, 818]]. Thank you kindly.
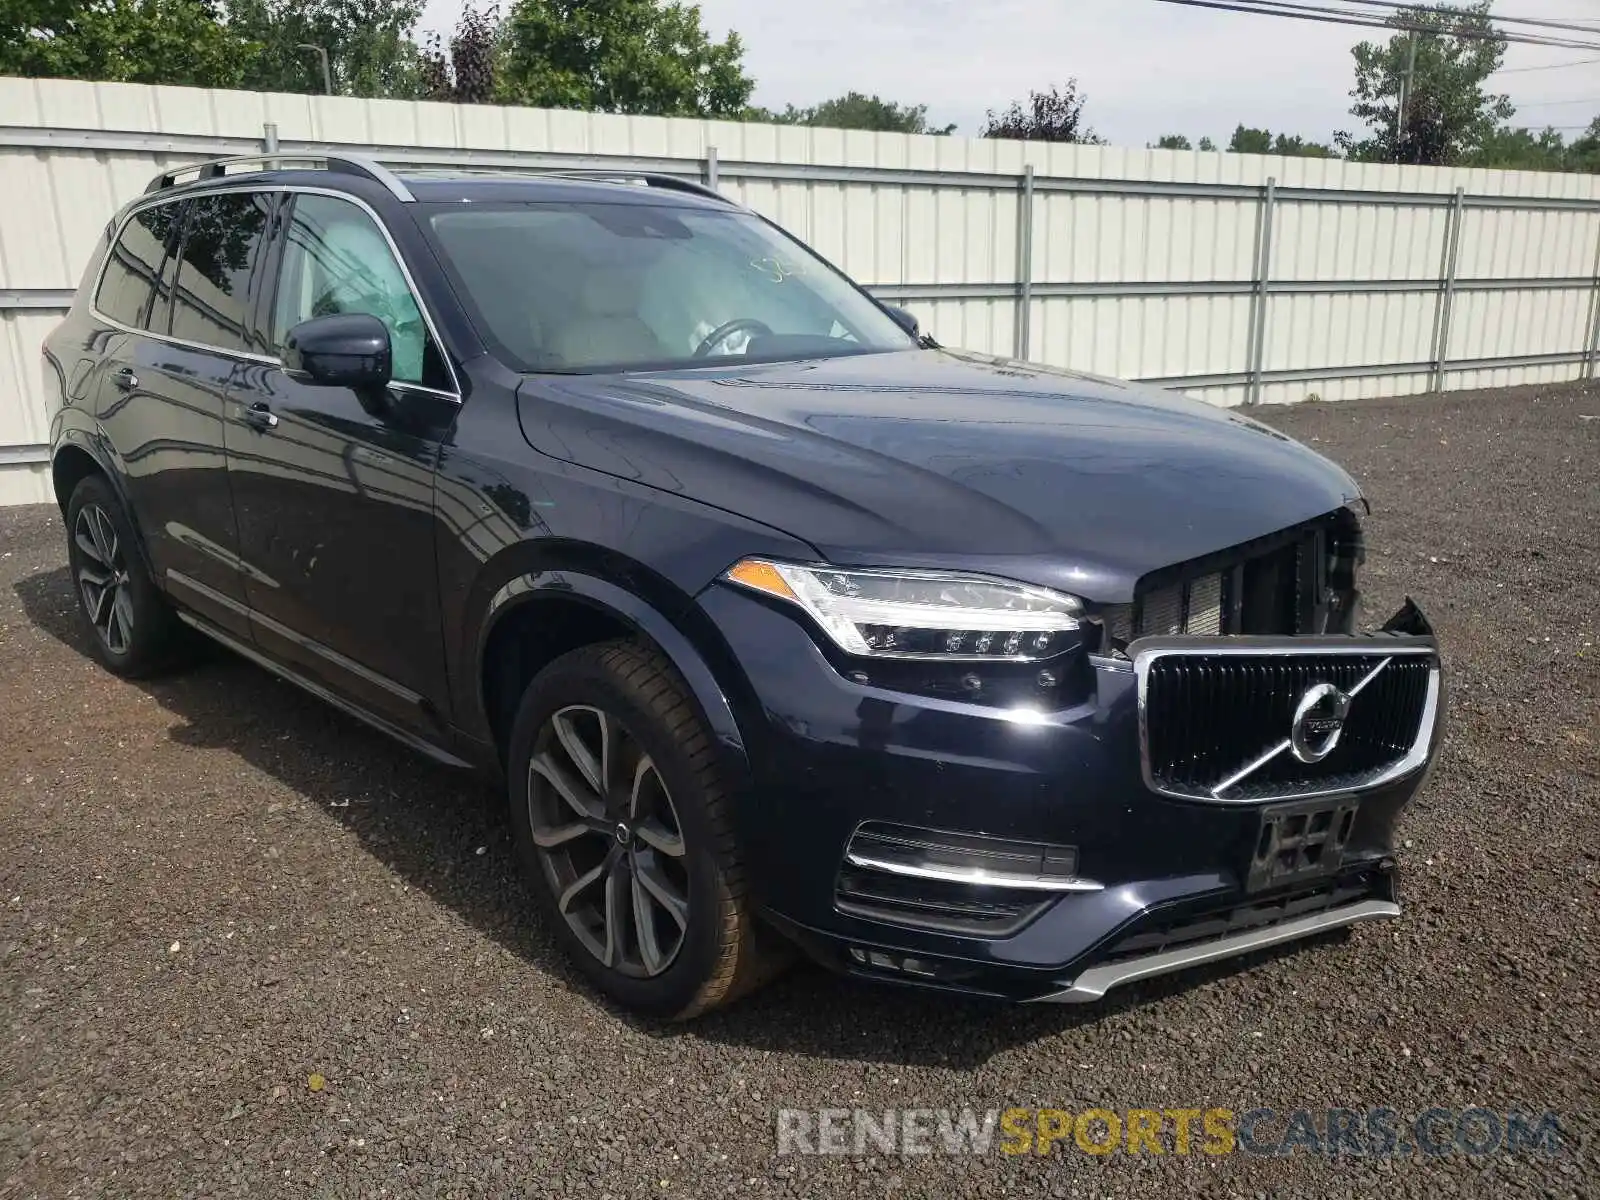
[[693, 318, 773, 359]]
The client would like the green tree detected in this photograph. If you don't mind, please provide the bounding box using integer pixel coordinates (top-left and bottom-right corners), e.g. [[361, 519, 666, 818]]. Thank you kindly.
[[1228, 125, 1273, 154], [2, 0, 249, 86], [498, 0, 752, 116], [1153, 133, 1192, 150], [1227, 125, 1337, 157], [981, 81, 1103, 143], [1336, 1, 1513, 165], [1568, 116, 1600, 173], [420, 2, 502, 103], [1461, 125, 1568, 171], [759, 92, 953, 135], [1197, 136, 1218, 151], [222, 0, 426, 98]]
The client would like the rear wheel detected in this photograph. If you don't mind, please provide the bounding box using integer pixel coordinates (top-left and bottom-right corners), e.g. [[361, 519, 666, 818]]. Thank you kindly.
[[507, 640, 782, 1018], [64, 474, 188, 677]]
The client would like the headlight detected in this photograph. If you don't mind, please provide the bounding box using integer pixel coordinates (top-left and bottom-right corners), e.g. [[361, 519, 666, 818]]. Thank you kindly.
[[723, 558, 1082, 661]]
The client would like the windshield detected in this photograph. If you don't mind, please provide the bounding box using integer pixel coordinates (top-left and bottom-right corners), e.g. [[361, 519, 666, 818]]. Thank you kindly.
[[426, 201, 916, 373]]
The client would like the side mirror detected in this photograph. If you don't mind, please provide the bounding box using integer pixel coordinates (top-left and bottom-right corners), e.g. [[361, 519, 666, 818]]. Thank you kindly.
[[884, 305, 921, 339], [283, 313, 392, 392]]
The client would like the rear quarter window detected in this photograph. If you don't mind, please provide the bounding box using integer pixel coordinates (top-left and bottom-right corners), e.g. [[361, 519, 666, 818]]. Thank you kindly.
[[94, 203, 182, 329]]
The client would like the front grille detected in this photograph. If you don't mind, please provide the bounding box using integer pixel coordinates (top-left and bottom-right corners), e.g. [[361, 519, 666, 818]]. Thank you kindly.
[[1143, 650, 1435, 800]]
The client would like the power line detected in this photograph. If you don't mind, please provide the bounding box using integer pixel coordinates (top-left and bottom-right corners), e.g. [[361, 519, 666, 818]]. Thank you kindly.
[[1495, 55, 1600, 72], [1148, 0, 1600, 50], [1337, 0, 1600, 35]]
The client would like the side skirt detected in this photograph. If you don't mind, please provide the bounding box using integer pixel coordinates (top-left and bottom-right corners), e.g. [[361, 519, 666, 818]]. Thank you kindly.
[[173, 609, 475, 771]]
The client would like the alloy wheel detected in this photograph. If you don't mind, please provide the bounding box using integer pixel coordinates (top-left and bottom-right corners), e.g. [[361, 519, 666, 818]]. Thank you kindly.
[[74, 504, 134, 655], [527, 705, 691, 978]]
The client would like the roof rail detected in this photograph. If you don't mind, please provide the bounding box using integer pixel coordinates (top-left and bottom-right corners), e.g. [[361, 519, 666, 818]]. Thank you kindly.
[[538, 170, 733, 205], [144, 153, 415, 202]]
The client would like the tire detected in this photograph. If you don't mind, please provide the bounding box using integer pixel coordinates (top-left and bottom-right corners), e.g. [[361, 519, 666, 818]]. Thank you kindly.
[[64, 473, 190, 678], [507, 640, 783, 1019]]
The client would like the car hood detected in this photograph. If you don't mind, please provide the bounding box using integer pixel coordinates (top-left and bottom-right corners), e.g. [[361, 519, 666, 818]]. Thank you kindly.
[[515, 349, 1360, 602]]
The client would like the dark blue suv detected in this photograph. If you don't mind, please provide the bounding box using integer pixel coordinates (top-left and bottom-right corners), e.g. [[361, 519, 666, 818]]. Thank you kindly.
[[44, 153, 1442, 1018]]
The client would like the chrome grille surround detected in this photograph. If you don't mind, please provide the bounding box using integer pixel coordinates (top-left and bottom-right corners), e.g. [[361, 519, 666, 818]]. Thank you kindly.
[[1134, 636, 1441, 805]]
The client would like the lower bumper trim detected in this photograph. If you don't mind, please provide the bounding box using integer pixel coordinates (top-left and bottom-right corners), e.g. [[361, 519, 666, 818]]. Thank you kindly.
[[1031, 898, 1400, 1003]]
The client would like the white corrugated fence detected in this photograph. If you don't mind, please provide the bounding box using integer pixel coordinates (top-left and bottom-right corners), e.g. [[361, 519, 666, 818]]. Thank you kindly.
[[2, 76, 1599, 505]]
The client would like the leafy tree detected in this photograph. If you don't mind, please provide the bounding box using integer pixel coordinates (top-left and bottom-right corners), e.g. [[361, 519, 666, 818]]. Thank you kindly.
[[1227, 125, 1337, 157], [1335, 1, 1513, 165], [758, 92, 954, 135], [2, 0, 249, 86], [1461, 124, 1568, 171], [1459, 118, 1600, 172], [1153, 134, 1192, 150], [1568, 117, 1600, 173], [1197, 136, 1218, 152], [421, 3, 501, 103], [981, 81, 1103, 144], [222, 0, 426, 98], [498, 0, 752, 116], [1228, 125, 1273, 154]]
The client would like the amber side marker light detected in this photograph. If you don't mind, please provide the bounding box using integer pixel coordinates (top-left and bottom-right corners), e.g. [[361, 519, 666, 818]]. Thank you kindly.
[[724, 558, 799, 602]]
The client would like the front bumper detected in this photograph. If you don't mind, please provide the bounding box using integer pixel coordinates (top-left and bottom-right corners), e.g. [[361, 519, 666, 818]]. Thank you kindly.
[[701, 586, 1439, 1004], [1034, 897, 1399, 1003]]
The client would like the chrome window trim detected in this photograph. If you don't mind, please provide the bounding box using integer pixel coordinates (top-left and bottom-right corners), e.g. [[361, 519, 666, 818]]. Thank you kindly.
[[88, 184, 462, 402], [1131, 636, 1441, 805]]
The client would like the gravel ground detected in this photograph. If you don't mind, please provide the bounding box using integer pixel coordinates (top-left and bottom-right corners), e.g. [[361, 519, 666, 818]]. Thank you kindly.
[[2, 380, 1597, 1199]]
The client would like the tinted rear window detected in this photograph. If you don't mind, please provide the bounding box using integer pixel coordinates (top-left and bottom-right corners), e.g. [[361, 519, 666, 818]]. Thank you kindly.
[[94, 204, 182, 329], [169, 192, 274, 353]]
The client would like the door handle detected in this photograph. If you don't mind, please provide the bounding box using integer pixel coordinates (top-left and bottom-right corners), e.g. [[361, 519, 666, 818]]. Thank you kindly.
[[112, 367, 138, 392], [242, 401, 279, 431]]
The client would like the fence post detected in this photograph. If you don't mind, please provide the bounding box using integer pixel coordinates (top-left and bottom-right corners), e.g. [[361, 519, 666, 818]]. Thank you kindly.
[[263, 122, 279, 153], [1585, 217, 1600, 380], [1015, 164, 1035, 361], [1431, 187, 1466, 391], [703, 145, 719, 193], [1246, 176, 1277, 406]]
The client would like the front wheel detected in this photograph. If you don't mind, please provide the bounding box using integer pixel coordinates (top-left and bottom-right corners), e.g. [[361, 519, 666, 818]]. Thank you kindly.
[[507, 641, 782, 1018]]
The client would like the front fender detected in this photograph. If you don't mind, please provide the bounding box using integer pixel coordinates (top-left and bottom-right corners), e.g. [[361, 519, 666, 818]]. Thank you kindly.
[[474, 569, 750, 773]]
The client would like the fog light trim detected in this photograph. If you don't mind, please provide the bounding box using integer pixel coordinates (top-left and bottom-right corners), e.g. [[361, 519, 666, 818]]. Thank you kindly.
[[844, 822, 1103, 893]]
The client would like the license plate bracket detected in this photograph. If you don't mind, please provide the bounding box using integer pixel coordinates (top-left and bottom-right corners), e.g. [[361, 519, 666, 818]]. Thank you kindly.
[[1246, 795, 1360, 893]]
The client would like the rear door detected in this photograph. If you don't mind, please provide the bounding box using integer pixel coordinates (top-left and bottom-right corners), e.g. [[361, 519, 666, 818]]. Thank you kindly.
[[90, 196, 259, 639], [223, 190, 458, 736]]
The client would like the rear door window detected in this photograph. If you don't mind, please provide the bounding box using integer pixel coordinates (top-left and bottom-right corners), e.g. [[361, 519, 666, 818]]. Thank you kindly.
[[168, 191, 274, 353], [94, 203, 183, 330]]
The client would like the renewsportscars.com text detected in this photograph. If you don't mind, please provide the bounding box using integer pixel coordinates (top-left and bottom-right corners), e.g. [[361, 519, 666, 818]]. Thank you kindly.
[[775, 1106, 1567, 1158]]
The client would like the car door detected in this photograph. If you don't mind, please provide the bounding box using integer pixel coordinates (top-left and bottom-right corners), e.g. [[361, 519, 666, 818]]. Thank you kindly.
[[90, 196, 256, 639], [223, 189, 458, 737]]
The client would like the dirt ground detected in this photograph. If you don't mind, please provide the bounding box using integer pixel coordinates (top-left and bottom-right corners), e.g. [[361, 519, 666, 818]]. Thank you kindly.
[[1, 380, 1596, 1198]]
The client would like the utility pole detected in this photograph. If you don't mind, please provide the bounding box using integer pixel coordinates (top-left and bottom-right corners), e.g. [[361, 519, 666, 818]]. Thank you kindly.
[[297, 43, 334, 95], [1395, 30, 1418, 162]]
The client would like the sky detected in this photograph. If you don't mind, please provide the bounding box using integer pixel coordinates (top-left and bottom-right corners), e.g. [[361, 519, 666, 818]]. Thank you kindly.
[[416, 0, 1600, 147]]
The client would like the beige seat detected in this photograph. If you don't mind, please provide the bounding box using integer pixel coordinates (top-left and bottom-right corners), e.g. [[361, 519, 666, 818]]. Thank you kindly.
[[544, 266, 668, 367]]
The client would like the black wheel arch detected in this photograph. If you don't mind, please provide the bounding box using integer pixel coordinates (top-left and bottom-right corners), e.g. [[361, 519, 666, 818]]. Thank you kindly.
[[50, 431, 155, 575], [464, 543, 761, 789]]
